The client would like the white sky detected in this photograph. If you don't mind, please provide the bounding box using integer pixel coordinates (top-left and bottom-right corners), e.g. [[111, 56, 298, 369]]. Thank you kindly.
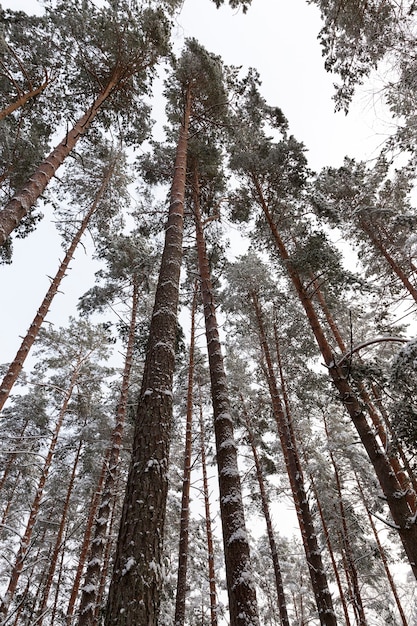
[[1, 0, 391, 372]]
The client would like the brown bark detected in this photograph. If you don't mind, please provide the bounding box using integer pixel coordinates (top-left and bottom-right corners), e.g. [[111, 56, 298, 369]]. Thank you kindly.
[[0, 71, 120, 246], [0, 162, 116, 413], [241, 400, 290, 626], [252, 294, 337, 626], [0, 74, 49, 121], [0, 365, 80, 620], [193, 168, 260, 626], [359, 218, 417, 304], [313, 281, 417, 513], [197, 388, 218, 626], [104, 86, 192, 626], [174, 281, 198, 626], [252, 173, 417, 579], [77, 279, 139, 626], [66, 449, 110, 625], [355, 474, 409, 626], [37, 438, 83, 624]]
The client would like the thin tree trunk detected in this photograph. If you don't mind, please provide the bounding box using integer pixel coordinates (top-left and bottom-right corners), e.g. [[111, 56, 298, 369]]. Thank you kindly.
[[309, 475, 353, 626], [0, 75, 49, 121], [355, 475, 409, 626], [252, 294, 337, 626], [0, 71, 120, 246], [252, 173, 417, 579], [0, 162, 116, 413], [359, 218, 417, 304], [0, 362, 83, 620], [193, 168, 260, 626], [50, 525, 69, 626], [322, 416, 368, 626], [66, 450, 110, 625], [104, 86, 192, 626], [77, 279, 139, 626], [174, 281, 198, 626], [241, 399, 290, 626], [36, 438, 83, 624], [197, 384, 218, 626]]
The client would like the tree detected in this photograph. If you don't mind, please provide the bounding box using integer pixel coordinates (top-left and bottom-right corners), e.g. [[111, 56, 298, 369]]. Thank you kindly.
[[0, 0, 176, 250], [104, 40, 229, 625]]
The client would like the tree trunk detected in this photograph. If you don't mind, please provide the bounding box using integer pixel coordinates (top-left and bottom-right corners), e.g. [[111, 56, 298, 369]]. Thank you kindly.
[[0, 72, 120, 246], [104, 86, 192, 626], [0, 361, 82, 620], [359, 218, 417, 304], [241, 399, 290, 626], [197, 387, 219, 626], [355, 474, 409, 626], [252, 173, 417, 580], [66, 449, 110, 625], [252, 293, 337, 626], [0, 162, 115, 413], [193, 168, 260, 626], [309, 474, 353, 626], [174, 281, 198, 626], [37, 438, 83, 624], [77, 279, 139, 626], [323, 416, 368, 626]]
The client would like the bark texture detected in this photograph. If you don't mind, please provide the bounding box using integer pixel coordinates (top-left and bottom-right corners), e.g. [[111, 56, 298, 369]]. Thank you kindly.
[[193, 170, 260, 626], [104, 87, 191, 626]]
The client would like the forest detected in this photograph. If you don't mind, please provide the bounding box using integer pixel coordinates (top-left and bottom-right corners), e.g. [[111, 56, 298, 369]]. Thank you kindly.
[[0, 0, 417, 624]]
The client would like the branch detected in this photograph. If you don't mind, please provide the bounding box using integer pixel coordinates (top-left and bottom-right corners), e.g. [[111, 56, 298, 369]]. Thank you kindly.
[[335, 336, 408, 366]]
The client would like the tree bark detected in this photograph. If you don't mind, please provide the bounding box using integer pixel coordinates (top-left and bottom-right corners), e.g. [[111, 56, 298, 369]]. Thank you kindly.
[[104, 86, 192, 626], [0, 72, 120, 246], [0, 161, 116, 413], [252, 293, 337, 626], [197, 387, 219, 626], [0, 75, 49, 121], [193, 168, 260, 626], [37, 438, 83, 624], [66, 449, 110, 625], [77, 279, 139, 626], [174, 281, 198, 626], [241, 400, 290, 626]]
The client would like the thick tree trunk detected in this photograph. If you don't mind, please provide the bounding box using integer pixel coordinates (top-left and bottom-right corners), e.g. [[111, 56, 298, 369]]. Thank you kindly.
[[0, 75, 49, 121], [0, 162, 115, 413], [197, 389, 219, 626], [174, 282, 198, 626], [0, 72, 120, 246], [252, 174, 417, 579], [104, 86, 192, 626], [314, 282, 417, 511], [0, 366, 80, 620], [252, 294, 337, 626], [77, 279, 139, 626], [241, 401, 290, 626], [66, 450, 110, 625], [37, 438, 83, 624], [193, 169, 260, 626]]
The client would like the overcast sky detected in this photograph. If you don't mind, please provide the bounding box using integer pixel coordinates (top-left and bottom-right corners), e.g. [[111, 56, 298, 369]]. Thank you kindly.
[[1, 0, 390, 371]]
